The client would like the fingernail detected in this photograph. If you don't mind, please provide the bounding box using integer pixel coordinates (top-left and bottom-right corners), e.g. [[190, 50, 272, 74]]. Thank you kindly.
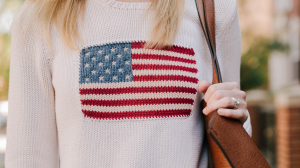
[[199, 82, 209, 87], [218, 110, 224, 115], [203, 108, 206, 114]]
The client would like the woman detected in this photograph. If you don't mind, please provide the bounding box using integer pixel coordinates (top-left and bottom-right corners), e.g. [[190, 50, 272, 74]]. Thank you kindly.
[[5, 0, 252, 167]]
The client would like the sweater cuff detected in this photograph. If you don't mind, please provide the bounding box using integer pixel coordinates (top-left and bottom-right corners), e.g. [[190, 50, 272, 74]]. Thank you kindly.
[[243, 109, 252, 137]]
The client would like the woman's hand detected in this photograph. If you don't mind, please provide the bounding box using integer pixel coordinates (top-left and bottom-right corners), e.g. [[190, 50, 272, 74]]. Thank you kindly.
[[198, 80, 248, 124]]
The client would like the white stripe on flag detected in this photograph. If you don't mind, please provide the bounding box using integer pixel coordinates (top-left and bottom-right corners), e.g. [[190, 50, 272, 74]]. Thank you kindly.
[[132, 70, 198, 78], [81, 104, 193, 113], [131, 48, 194, 60], [79, 81, 198, 89], [80, 92, 197, 100], [132, 59, 197, 68]]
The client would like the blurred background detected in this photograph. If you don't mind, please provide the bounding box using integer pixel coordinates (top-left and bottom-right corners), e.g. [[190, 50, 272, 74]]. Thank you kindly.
[[0, 0, 299, 167]]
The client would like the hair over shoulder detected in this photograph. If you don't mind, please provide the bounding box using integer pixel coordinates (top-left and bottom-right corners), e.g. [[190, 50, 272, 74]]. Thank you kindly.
[[14, 0, 185, 53]]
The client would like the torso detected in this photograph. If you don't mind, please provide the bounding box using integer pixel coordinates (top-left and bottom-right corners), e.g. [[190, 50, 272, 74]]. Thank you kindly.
[[49, 0, 213, 167]]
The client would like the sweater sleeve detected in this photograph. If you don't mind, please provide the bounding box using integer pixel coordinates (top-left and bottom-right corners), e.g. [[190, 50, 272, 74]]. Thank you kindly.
[[215, 0, 252, 137], [5, 3, 59, 168]]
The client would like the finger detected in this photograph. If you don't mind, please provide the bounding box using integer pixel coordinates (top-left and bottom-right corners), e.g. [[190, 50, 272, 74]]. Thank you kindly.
[[198, 80, 211, 93], [217, 108, 248, 124], [204, 82, 241, 103], [206, 89, 247, 105], [203, 97, 247, 115]]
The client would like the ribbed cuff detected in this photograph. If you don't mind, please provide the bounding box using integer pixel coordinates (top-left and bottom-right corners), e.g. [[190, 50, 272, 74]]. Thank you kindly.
[[243, 109, 252, 137]]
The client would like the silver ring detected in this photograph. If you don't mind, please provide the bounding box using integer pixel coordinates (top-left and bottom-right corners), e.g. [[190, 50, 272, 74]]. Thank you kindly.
[[231, 97, 240, 109]]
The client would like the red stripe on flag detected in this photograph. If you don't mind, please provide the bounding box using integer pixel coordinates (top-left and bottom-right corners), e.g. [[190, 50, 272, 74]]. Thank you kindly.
[[80, 86, 197, 95], [131, 41, 195, 55], [131, 53, 196, 64], [81, 98, 195, 106], [132, 64, 198, 73], [133, 75, 199, 84], [82, 109, 191, 119]]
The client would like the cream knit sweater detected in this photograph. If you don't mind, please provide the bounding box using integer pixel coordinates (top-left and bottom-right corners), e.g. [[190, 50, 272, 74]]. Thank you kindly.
[[5, 0, 252, 167]]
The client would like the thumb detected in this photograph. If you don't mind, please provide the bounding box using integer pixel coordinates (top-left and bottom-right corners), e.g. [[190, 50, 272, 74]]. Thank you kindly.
[[198, 80, 211, 93]]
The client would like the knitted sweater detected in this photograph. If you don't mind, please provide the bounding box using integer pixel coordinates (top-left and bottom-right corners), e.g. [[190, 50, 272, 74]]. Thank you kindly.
[[5, 0, 252, 167]]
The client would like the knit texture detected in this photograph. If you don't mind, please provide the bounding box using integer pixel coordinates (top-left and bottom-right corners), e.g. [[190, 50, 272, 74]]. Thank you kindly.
[[79, 41, 199, 119], [5, 0, 252, 167]]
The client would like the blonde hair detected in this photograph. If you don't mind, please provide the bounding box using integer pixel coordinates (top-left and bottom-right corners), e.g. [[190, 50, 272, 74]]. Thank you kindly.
[[16, 0, 185, 53]]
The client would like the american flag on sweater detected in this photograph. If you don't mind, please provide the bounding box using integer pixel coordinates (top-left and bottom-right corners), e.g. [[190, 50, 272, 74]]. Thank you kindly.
[[79, 41, 199, 120]]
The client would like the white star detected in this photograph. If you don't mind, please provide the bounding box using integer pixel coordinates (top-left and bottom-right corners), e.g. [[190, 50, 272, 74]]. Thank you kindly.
[[91, 70, 96, 74], [91, 57, 96, 61], [112, 61, 117, 66], [99, 76, 104, 81], [98, 49, 103, 54], [124, 47, 128, 51], [105, 68, 110, 73], [85, 52, 90, 55], [125, 60, 130, 65], [105, 55, 110, 59], [125, 74, 130, 79], [117, 54, 122, 58], [98, 62, 103, 66], [113, 76, 118, 80], [118, 68, 123, 73], [111, 47, 116, 52], [85, 77, 89, 81], [85, 63, 89, 67]]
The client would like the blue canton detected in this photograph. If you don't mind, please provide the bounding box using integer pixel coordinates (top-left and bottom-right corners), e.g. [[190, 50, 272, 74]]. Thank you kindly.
[[79, 42, 133, 84]]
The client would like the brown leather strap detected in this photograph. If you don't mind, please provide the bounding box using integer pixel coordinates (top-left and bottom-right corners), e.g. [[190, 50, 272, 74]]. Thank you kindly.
[[196, 2, 271, 168], [203, 0, 218, 85], [195, 0, 222, 85], [203, 0, 216, 48], [195, 0, 231, 167], [195, 0, 218, 85]]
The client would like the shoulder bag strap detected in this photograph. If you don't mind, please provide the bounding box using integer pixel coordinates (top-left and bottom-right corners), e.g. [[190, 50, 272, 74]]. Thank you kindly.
[[195, 0, 222, 84], [195, 0, 231, 167]]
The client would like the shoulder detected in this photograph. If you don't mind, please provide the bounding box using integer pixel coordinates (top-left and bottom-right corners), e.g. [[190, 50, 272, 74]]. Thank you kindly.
[[214, 0, 237, 15], [10, 1, 54, 66], [184, 0, 239, 37], [214, 0, 239, 37], [11, 1, 38, 32], [10, 1, 45, 44], [10, 1, 53, 60]]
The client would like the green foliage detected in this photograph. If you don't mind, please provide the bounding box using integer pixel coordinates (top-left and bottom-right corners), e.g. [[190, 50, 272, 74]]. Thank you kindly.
[[0, 33, 11, 100], [0, 0, 25, 100], [240, 38, 287, 91]]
